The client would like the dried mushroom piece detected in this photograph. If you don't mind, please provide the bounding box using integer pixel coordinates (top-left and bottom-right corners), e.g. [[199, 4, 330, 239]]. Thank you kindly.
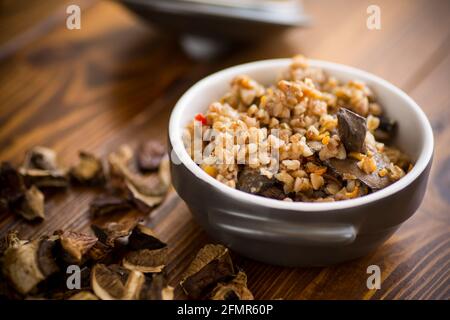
[[137, 140, 166, 172], [91, 264, 145, 300], [23, 146, 59, 171], [37, 236, 60, 278], [56, 230, 98, 264], [327, 147, 391, 190], [258, 185, 286, 200], [13, 186, 45, 221], [140, 274, 174, 300], [88, 240, 112, 262], [0, 162, 26, 204], [125, 171, 168, 196], [1, 237, 43, 295], [108, 144, 134, 187], [89, 194, 132, 217], [129, 157, 171, 196], [108, 145, 170, 212], [127, 224, 167, 251], [91, 214, 140, 246], [127, 155, 171, 212], [70, 151, 105, 186], [126, 181, 164, 212], [2, 231, 26, 251], [237, 168, 276, 194], [19, 168, 69, 189], [122, 224, 168, 273], [123, 247, 168, 273], [374, 115, 397, 142], [209, 271, 254, 300], [180, 244, 235, 299], [20, 146, 69, 189], [68, 291, 99, 300], [1, 233, 58, 295], [0, 163, 45, 221], [337, 107, 367, 153]]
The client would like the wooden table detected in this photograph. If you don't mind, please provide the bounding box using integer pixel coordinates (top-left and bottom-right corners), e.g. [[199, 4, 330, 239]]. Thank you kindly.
[[0, 0, 449, 300]]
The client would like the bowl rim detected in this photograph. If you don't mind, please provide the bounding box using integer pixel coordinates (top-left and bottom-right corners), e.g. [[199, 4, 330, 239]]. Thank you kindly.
[[169, 58, 434, 212]]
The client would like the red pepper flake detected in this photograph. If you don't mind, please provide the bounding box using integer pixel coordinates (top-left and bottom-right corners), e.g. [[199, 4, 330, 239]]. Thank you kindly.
[[194, 113, 207, 125]]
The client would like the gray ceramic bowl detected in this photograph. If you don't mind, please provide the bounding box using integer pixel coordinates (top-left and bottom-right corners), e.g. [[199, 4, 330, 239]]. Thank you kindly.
[[168, 59, 434, 267]]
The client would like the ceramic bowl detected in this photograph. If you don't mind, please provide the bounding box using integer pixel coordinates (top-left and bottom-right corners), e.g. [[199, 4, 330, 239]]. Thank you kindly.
[[168, 59, 434, 266]]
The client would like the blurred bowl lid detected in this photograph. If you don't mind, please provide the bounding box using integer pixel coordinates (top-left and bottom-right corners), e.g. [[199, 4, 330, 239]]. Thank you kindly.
[[119, 0, 310, 40]]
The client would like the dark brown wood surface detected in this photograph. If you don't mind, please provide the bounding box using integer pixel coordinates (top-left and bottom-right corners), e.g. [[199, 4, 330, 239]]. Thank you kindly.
[[0, 0, 449, 300]]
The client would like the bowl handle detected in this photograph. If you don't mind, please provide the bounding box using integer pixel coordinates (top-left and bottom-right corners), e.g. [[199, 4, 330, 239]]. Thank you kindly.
[[208, 210, 357, 246]]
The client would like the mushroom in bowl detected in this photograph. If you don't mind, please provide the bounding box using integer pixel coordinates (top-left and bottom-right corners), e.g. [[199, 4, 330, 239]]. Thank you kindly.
[[168, 57, 433, 266]]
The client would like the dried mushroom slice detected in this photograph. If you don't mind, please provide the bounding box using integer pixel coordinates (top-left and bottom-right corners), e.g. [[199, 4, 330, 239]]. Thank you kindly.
[[70, 151, 105, 185], [91, 264, 145, 300], [108, 145, 134, 183], [180, 244, 235, 299], [91, 214, 140, 246], [130, 155, 170, 208], [107, 145, 170, 213], [258, 185, 286, 200], [22, 146, 59, 171], [37, 236, 60, 278], [125, 171, 168, 197], [327, 147, 391, 191], [89, 194, 132, 217], [122, 224, 168, 273], [237, 167, 276, 194], [14, 186, 45, 221], [2, 231, 26, 250], [0, 162, 26, 204], [56, 230, 98, 264], [160, 286, 174, 301], [68, 291, 99, 300], [20, 146, 69, 189], [126, 181, 164, 212], [139, 274, 174, 300], [337, 107, 367, 153], [122, 247, 168, 273], [137, 140, 166, 172], [209, 271, 254, 300], [127, 224, 167, 251], [2, 234, 58, 295], [1, 237, 43, 295], [19, 168, 69, 189], [374, 115, 397, 142], [87, 240, 112, 262], [109, 145, 169, 195]]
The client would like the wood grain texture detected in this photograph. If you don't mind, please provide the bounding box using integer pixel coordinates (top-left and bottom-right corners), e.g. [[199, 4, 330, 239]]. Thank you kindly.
[[0, 0, 449, 300]]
